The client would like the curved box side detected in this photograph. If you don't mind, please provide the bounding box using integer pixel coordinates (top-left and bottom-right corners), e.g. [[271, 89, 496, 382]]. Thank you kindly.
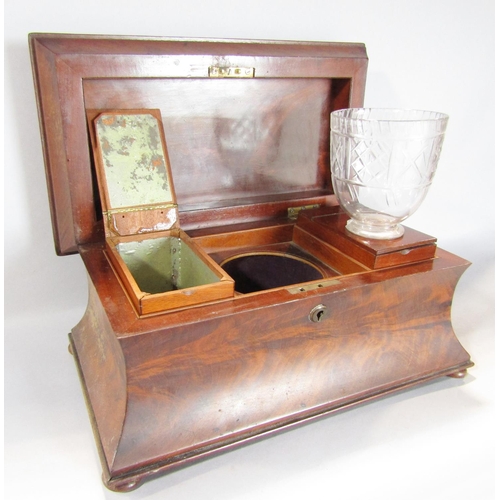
[[70, 276, 128, 473], [97, 253, 471, 488]]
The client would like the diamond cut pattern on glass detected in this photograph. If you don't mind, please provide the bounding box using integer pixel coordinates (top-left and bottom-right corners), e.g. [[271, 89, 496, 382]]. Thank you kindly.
[[330, 108, 448, 239]]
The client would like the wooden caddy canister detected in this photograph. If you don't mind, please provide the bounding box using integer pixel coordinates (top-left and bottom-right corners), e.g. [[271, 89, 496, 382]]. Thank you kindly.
[[30, 34, 473, 492]]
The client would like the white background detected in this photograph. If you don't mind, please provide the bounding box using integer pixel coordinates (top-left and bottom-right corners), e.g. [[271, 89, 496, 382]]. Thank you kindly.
[[4, 1, 496, 499]]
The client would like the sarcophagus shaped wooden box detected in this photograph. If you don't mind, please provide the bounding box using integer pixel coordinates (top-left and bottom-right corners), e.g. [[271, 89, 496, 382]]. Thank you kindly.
[[30, 33, 473, 492]]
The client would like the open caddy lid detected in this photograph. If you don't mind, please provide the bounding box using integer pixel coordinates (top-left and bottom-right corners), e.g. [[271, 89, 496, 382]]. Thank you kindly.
[[91, 109, 179, 237], [30, 34, 368, 255]]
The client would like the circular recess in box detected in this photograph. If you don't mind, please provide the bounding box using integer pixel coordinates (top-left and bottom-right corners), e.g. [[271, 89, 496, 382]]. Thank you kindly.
[[220, 252, 325, 294]]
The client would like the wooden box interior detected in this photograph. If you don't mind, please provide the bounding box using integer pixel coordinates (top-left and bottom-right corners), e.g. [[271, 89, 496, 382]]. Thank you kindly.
[[85, 100, 439, 314]]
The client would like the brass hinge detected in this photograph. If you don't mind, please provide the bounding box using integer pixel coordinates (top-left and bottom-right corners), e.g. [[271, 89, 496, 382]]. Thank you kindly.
[[103, 202, 178, 217], [209, 66, 255, 78], [287, 204, 320, 220]]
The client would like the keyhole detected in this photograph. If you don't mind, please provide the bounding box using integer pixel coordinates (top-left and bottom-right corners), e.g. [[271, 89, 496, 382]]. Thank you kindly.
[[309, 304, 327, 323]]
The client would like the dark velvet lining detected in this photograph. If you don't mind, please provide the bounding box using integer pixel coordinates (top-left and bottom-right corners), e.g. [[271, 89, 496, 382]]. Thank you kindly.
[[221, 253, 323, 294]]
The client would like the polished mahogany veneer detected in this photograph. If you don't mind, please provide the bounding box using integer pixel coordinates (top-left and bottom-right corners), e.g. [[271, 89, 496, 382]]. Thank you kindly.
[[30, 33, 472, 492]]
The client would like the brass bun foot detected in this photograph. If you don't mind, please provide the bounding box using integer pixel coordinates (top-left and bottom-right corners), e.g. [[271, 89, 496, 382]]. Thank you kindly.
[[68, 342, 74, 356], [447, 369, 468, 379], [106, 475, 144, 493]]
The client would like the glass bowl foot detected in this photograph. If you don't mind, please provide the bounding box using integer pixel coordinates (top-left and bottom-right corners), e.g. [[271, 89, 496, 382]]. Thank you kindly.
[[345, 218, 405, 240]]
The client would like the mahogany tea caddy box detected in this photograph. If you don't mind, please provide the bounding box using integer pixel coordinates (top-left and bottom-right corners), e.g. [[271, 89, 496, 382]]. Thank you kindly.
[[30, 33, 473, 492]]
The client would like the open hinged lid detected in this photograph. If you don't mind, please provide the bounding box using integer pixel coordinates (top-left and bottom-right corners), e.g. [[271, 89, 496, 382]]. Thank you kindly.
[[91, 109, 178, 237], [30, 33, 368, 255]]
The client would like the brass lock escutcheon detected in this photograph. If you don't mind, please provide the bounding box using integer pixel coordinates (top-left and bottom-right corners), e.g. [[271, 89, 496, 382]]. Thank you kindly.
[[309, 304, 327, 323]]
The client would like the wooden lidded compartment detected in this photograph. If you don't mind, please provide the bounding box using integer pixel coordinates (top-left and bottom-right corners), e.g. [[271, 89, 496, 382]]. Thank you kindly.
[[90, 109, 234, 315], [107, 231, 234, 315]]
